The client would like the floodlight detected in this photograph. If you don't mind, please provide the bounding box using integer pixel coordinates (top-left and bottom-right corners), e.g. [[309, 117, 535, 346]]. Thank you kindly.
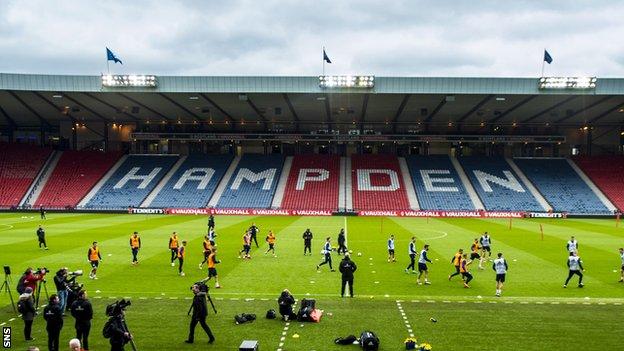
[[319, 75, 375, 89], [538, 77, 596, 90], [101, 74, 158, 87]]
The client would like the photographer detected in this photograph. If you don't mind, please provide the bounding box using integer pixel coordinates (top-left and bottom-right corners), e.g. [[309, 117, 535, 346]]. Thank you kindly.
[[277, 289, 296, 321], [53, 268, 69, 313], [22, 267, 46, 295], [185, 283, 215, 344], [18, 287, 36, 341], [339, 253, 357, 298], [43, 294, 63, 351], [70, 290, 93, 351]]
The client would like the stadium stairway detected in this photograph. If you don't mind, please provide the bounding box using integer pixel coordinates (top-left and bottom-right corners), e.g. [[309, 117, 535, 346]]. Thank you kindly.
[[83, 155, 179, 209], [270, 156, 293, 208], [573, 156, 624, 211], [0, 143, 53, 208], [33, 150, 123, 208], [514, 158, 614, 214], [351, 154, 410, 211], [279, 155, 341, 211], [342, 157, 353, 211], [207, 156, 241, 208], [144, 154, 234, 208], [398, 157, 420, 210], [216, 154, 285, 208], [458, 156, 544, 211], [22, 150, 62, 207], [405, 155, 476, 210]]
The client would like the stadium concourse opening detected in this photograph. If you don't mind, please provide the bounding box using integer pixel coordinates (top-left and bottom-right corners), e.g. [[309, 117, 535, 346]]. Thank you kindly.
[[0, 73, 622, 216]]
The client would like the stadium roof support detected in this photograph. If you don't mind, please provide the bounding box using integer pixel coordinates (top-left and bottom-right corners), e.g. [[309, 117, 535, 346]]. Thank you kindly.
[[81, 93, 141, 122], [116, 93, 173, 122], [589, 101, 624, 124], [391, 94, 410, 132], [555, 96, 613, 124], [245, 97, 269, 130], [488, 95, 536, 124], [32, 92, 105, 138], [61, 94, 110, 122], [360, 93, 369, 131], [424, 97, 447, 123], [158, 93, 203, 122], [457, 94, 494, 123], [282, 93, 300, 131], [198, 93, 236, 129], [7, 91, 51, 128], [0, 103, 17, 127], [324, 94, 332, 130], [521, 96, 578, 123]]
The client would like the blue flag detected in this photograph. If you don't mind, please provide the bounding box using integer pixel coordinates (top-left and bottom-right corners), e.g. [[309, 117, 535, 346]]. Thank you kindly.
[[323, 49, 331, 64], [106, 47, 123, 65], [543, 50, 553, 64]]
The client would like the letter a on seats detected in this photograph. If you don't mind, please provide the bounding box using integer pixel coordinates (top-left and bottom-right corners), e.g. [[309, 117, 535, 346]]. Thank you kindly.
[[296, 169, 330, 190], [174, 168, 215, 190]]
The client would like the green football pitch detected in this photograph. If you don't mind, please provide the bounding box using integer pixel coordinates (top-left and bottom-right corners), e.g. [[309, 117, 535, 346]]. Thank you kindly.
[[1, 213, 623, 350]]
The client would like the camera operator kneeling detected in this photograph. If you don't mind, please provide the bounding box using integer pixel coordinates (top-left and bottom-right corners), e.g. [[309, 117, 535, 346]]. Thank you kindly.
[[107, 310, 132, 351], [186, 283, 215, 344], [278, 289, 297, 321]]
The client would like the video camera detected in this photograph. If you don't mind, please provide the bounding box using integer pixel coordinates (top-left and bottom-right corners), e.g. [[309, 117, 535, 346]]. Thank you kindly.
[[106, 299, 132, 317], [35, 267, 49, 275], [68, 270, 83, 277], [191, 281, 209, 293]]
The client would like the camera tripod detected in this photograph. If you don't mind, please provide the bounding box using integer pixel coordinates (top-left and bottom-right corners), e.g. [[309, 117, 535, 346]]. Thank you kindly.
[[1, 272, 16, 313], [187, 293, 217, 315], [35, 279, 49, 308]]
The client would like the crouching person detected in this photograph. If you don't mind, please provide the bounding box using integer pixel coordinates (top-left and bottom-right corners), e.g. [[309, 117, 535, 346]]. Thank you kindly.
[[278, 289, 296, 321]]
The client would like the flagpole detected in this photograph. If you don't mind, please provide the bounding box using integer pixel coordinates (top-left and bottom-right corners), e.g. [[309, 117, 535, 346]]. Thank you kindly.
[[322, 46, 325, 76], [541, 48, 545, 77], [107, 60, 110, 75]]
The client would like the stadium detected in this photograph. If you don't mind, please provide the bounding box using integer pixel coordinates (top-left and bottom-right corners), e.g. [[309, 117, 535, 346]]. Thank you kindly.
[[1, 71, 623, 351], [4, 0, 624, 346]]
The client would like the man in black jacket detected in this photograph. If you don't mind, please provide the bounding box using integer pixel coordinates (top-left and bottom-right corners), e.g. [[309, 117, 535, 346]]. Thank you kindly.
[[339, 254, 357, 298], [53, 268, 69, 313], [302, 229, 313, 255], [185, 284, 215, 344], [277, 289, 296, 321], [248, 223, 259, 248], [19, 287, 36, 341], [43, 294, 63, 351], [337, 229, 347, 255], [70, 290, 93, 351], [108, 312, 132, 351], [37, 225, 48, 250]]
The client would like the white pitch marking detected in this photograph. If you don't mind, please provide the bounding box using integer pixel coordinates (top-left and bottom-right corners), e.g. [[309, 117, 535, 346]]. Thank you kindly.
[[8, 318, 15, 322], [0, 322, 5, 326], [139, 297, 147, 300]]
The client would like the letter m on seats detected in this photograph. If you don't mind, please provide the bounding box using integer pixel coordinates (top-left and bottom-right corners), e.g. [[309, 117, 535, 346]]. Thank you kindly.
[[231, 168, 276, 190], [473, 170, 525, 192]]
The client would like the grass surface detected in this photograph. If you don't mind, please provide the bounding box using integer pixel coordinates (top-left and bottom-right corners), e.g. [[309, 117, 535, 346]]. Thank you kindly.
[[1, 213, 623, 350]]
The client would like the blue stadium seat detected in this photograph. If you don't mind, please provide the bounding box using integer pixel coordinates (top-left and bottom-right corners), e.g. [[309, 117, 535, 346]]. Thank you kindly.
[[216, 154, 285, 208], [514, 158, 609, 214], [85, 155, 179, 209], [459, 156, 542, 211], [149, 154, 233, 208], [405, 155, 474, 210]]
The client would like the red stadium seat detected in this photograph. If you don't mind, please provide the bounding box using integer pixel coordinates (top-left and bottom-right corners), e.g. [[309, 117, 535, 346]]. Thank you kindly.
[[573, 156, 624, 211], [0, 143, 53, 207], [351, 154, 410, 211], [34, 150, 123, 208], [281, 155, 340, 210]]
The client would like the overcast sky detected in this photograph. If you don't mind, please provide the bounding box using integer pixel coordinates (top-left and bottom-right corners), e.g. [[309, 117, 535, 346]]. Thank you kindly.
[[1, 0, 623, 77]]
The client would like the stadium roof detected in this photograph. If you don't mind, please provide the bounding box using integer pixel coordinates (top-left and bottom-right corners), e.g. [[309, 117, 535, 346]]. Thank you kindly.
[[2, 73, 624, 131]]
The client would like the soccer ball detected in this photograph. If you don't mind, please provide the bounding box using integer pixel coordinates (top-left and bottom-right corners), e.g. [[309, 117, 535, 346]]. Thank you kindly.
[[349, 250, 353, 254], [357, 252, 362, 256]]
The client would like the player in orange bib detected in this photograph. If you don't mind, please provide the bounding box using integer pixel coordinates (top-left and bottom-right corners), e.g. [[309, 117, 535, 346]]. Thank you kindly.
[[87, 241, 102, 279], [177, 240, 187, 276], [202, 247, 221, 288], [130, 231, 141, 265], [265, 230, 277, 257], [199, 235, 214, 269], [169, 232, 180, 267]]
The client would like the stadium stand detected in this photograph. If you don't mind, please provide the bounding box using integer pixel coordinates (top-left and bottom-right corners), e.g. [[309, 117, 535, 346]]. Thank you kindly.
[[573, 156, 624, 211], [34, 150, 123, 208], [280, 155, 340, 210], [405, 155, 475, 210], [0, 143, 53, 207], [351, 154, 410, 210], [216, 154, 285, 208], [85, 155, 179, 209], [515, 158, 610, 214], [458, 156, 543, 211], [148, 154, 233, 208]]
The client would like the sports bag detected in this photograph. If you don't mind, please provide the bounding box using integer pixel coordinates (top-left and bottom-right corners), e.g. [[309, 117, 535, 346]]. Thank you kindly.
[[360, 330, 380, 351]]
